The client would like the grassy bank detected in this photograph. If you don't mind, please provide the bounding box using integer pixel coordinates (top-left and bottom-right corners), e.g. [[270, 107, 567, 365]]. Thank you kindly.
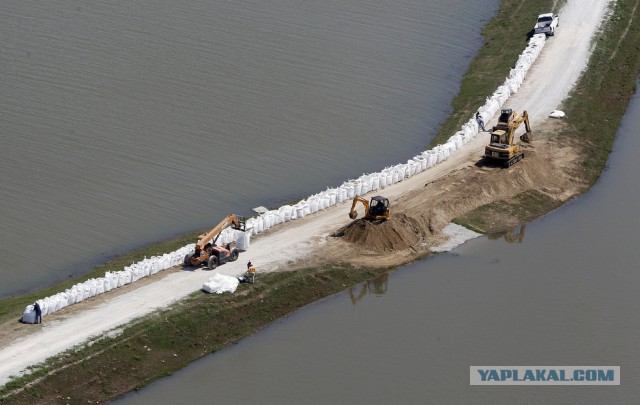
[[2, 0, 640, 402], [0, 265, 391, 403]]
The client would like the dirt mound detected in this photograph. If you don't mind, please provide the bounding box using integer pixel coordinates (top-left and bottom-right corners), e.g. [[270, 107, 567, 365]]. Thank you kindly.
[[337, 213, 429, 251]]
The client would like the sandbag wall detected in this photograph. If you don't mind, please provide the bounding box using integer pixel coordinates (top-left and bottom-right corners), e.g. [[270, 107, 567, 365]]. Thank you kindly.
[[23, 34, 547, 322], [242, 34, 547, 235], [22, 245, 195, 323]]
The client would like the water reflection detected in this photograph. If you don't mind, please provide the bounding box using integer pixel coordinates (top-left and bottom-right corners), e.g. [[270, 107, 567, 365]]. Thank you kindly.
[[488, 224, 526, 243], [348, 273, 388, 305]]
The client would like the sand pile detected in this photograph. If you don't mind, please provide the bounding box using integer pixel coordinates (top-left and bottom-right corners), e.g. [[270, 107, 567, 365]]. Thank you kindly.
[[337, 214, 429, 251]]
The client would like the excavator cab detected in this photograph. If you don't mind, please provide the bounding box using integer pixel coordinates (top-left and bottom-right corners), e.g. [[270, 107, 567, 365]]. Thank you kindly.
[[484, 109, 532, 168], [348, 196, 390, 221], [368, 196, 390, 217], [497, 109, 513, 125]]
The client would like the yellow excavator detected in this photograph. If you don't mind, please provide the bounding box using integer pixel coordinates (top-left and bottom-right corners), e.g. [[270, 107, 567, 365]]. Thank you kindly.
[[184, 214, 246, 270], [348, 196, 390, 222], [484, 109, 532, 168]]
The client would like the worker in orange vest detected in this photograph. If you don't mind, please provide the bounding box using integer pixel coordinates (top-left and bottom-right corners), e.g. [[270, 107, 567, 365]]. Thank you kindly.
[[246, 264, 256, 284]]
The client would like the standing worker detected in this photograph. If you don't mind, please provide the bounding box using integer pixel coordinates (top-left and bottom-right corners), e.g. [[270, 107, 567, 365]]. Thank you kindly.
[[246, 263, 256, 284], [34, 301, 42, 324], [476, 111, 486, 132]]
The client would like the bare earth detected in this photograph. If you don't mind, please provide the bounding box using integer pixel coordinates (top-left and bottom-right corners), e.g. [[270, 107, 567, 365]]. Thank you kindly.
[[0, 0, 611, 387]]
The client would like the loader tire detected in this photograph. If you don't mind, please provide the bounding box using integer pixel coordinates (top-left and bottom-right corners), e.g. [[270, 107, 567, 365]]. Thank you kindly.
[[207, 256, 219, 270], [230, 249, 239, 262], [184, 254, 193, 266]]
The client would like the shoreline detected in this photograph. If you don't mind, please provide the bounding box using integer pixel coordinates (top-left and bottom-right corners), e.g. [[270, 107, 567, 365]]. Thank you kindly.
[[3, 0, 637, 400]]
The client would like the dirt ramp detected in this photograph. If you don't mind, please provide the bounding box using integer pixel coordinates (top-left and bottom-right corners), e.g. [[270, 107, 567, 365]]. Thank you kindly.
[[337, 214, 428, 251]]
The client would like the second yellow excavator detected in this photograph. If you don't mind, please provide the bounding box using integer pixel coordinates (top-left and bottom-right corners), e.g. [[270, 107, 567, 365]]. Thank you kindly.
[[484, 109, 532, 168], [348, 196, 390, 222], [184, 214, 246, 270]]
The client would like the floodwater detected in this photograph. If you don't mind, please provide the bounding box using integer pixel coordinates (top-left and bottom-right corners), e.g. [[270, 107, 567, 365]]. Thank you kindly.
[[116, 87, 640, 402], [0, 0, 497, 298]]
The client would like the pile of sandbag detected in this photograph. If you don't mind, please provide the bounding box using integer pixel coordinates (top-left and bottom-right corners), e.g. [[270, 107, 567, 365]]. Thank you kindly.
[[202, 274, 239, 294]]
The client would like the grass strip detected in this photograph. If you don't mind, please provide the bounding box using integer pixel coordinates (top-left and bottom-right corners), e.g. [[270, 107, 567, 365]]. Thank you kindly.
[[0, 265, 390, 403]]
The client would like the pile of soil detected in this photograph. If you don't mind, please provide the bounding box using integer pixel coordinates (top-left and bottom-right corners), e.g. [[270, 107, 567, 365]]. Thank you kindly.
[[337, 213, 429, 251]]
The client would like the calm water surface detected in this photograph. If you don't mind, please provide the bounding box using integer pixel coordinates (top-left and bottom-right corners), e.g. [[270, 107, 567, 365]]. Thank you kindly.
[[0, 0, 497, 297], [116, 87, 640, 403]]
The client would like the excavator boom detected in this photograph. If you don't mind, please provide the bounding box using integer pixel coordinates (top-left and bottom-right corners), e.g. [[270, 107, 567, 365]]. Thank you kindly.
[[196, 214, 245, 250]]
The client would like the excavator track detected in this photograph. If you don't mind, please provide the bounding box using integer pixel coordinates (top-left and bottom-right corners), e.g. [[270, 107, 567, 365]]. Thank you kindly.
[[504, 153, 524, 168]]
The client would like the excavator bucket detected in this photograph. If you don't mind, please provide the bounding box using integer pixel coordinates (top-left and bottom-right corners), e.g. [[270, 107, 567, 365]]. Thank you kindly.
[[520, 132, 532, 143], [349, 211, 358, 220]]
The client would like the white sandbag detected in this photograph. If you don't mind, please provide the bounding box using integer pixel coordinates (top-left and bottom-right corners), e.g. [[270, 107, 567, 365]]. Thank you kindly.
[[96, 279, 105, 295], [202, 273, 239, 294], [379, 173, 387, 188], [120, 270, 130, 286], [407, 160, 417, 177], [353, 181, 362, 196], [66, 289, 77, 305], [385, 171, 393, 185], [370, 175, 380, 191], [295, 203, 306, 219], [85, 281, 95, 298], [358, 174, 373, 191], [111, 273, 120, 289], [549, 110, 565, 118], [280, 205, 291, 222], [344, 184, 355, 199], [103, 276, 112, 292], [262, 214, 271, 230], [142, 262, 151, 277], [50, 296, 61, 313], [22, 305, 37, 323], [236, 231, 250, 250], [361, 181, 370, 195], [38, 299, 49, 316]]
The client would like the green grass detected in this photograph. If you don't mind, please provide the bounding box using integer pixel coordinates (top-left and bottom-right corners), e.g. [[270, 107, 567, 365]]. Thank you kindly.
[[560, 0, 640, 184], [1, 265, 392, 403], [453, 190, 563, 233]]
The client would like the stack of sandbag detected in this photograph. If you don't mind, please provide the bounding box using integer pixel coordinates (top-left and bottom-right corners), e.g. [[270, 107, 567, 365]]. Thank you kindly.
[[202, 274, 239, 294]]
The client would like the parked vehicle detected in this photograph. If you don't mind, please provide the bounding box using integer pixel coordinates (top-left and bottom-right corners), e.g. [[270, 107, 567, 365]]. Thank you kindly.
[[534, 13, 559, 36]]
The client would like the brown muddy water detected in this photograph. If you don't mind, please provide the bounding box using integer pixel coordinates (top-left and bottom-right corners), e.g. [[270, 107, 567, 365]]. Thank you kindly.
[[0, 0, 497, 298], [115, 88, 640, 403]]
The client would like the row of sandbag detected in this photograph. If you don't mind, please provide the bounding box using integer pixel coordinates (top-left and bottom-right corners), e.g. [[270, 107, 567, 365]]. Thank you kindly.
[[22, 34, 548, 323], [242, 34, 547, 236], [22, 245, 195, 323]]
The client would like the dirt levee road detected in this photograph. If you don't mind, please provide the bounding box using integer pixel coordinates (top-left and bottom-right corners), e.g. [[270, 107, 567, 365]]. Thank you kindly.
[[0, 0, 612, 388]]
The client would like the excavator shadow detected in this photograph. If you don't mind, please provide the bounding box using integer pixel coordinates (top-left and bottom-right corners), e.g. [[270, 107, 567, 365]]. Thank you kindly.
[[475, 157, 504, 169]]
